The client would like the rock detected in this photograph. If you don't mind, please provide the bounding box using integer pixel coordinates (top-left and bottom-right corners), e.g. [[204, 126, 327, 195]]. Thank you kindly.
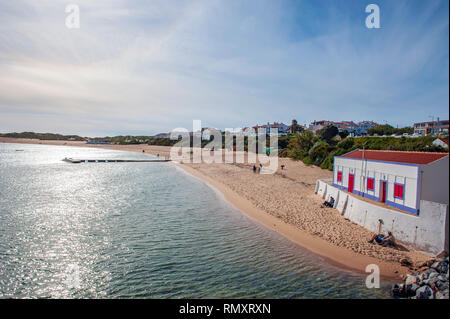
[[442, 288, 449, 298], [437, 261, 448, 274], [424, 277, 440, 290], [405, 283, 420, 297], [405, 274, 418, 286], [436, 280, 449, 291], [415, 285, 434, 299], [431, 261, 440, 269], [434, 291, 446, 299], [418, 272, 428, 282], [428, 272, 439, 280], [425, 268, 438, 277], [392, 284, 405, 298]]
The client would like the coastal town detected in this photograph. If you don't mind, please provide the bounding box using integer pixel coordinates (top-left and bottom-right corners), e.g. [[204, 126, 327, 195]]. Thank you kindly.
[[1, 116, 448, 299], [0, 0, 448, 303]]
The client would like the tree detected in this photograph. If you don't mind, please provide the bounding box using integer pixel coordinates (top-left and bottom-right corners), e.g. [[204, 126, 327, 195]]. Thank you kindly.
[[287, 131, 316, 159], [290, 119, 303, 133], [338, 130, 349, 139], [318, 125, 339, 142], [367, 124, 395, 136]]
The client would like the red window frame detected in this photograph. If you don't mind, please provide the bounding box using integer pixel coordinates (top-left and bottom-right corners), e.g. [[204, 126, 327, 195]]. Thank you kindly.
[[367, 178, 375, 191], [337, 171, 343, 182], [394, 183, 404, 199]]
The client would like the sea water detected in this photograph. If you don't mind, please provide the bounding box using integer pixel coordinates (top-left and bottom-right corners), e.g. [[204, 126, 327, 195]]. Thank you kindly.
[[0, 143, 394, 298]]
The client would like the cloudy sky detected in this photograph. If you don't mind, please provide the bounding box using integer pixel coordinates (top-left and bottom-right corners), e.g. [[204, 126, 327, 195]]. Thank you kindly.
[[0, 0, 448, 136]]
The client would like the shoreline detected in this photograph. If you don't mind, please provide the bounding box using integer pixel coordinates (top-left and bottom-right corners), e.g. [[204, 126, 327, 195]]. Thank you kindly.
[[0, 138, 429, 279], [176, 162, 406, 280]]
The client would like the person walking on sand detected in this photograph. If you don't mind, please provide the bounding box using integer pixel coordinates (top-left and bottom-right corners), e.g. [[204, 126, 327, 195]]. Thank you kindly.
[[253, 165, 257, 173], [259, 163, 262, 173]]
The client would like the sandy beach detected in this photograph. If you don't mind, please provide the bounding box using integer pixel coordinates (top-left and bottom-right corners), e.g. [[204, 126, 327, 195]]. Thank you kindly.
[[0, 137, 432, 279]]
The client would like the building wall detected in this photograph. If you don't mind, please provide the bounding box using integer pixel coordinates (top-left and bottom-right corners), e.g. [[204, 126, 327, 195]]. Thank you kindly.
[[333, 157, 419, 214], [420, 156, 449, 205], [316, 180, 449, 256]]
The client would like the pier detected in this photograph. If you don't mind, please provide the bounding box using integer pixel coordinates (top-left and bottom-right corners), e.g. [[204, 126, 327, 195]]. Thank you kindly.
[[63, 157, 170, 164]]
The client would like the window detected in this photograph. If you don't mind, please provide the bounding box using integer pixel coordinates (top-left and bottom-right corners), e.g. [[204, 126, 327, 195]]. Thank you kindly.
[[394, 183, 404, 199], [337, 171, 343, 182], [367, 178, 375, 191]]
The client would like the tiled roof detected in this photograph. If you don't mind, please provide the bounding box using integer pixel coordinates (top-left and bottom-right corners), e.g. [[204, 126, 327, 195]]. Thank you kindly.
[[342, 149, 448, 165]]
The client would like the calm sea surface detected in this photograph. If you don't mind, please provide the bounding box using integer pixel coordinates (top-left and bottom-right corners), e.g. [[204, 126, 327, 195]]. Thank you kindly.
[[0, 143, 394, 298]]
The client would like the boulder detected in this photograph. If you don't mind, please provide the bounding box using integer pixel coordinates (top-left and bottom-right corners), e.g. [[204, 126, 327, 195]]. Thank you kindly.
[[415, 285, 434, 299], [434, 291, 446, 299], [435, 280, 449, 291], [405, 274, 418, 286], [417, 272, 428, 282], [437, 261, 448, 274], [424, 277, 440, 290], [405, 283, 420, 297], [428, 272, 439, 280], [431, 261, 440, 269], [392, 284, 406, 298]]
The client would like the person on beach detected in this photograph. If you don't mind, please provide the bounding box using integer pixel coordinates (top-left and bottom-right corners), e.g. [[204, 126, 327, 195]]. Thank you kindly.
[[253, 165, 257, 173], [368, 231, 395, 247], [322, 196, 335, 208]]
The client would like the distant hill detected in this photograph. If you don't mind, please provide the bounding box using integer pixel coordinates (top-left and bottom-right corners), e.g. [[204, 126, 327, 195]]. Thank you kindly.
[[0, 132, 86, 141]]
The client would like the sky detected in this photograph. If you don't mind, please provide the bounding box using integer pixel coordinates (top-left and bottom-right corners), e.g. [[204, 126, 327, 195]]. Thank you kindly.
[[0, 0, 448, 136]]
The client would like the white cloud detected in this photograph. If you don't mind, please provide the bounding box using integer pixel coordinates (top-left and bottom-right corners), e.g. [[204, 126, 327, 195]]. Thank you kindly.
[[0, 0, 448, 135]]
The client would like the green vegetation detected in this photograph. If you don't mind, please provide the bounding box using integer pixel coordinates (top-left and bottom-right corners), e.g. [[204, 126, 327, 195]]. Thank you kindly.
[[367, 124, 414, 136], [285, 133, 448, 171], [0, 132, 85, 141]]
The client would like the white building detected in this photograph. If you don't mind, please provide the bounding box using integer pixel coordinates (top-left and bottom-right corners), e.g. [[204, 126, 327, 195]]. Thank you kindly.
[[333, 150, 449, 215]]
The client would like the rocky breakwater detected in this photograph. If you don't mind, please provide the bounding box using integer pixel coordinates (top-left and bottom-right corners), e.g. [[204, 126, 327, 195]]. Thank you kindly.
[[392, 257, 449, 299]]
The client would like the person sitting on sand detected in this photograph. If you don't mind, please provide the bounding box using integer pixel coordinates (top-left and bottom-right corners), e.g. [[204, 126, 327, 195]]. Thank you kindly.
[[381, 231, 395, 247], [368, 231, 395, 247], [322, 196, 335, 208]]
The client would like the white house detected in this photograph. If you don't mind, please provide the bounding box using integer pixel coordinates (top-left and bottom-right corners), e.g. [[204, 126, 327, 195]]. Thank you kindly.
[[333, 150, 449, 215]]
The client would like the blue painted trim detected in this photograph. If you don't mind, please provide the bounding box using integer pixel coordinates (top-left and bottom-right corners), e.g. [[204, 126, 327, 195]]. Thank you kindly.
[[394, 182, 405, 200], [386, 200, 419, 215], [332, 183, 419, 215], [364, 193, 379, 202], [333, 183, 347, 192]]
